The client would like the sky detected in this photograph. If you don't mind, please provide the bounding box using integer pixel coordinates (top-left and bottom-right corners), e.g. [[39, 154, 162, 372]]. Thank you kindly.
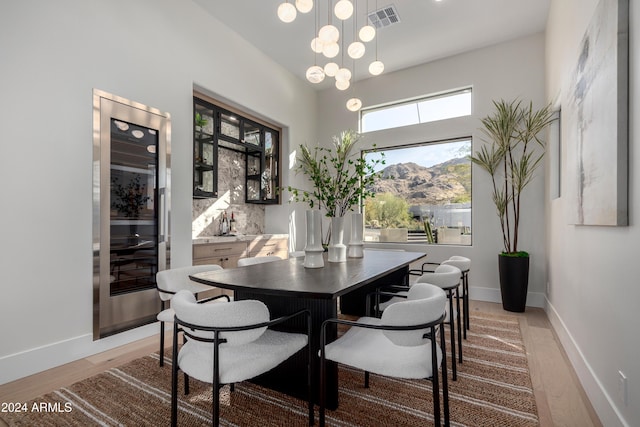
[[366, 139, 471, 171]]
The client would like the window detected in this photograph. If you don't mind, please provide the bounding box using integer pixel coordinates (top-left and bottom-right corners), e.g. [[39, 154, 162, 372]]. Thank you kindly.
[[364, 138, 472, 245], [361, 88, 472, 133]]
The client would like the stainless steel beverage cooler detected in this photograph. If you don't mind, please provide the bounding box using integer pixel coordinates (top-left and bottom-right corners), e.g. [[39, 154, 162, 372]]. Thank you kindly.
[[92, 90, 170, 339]]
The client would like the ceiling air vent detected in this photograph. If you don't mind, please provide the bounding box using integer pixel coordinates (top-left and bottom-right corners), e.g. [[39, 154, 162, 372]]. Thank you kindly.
[[367, 4, 401, 29]]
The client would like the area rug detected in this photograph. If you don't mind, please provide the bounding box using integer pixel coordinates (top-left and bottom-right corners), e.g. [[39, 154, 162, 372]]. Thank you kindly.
[[1, 312, 538, 426]]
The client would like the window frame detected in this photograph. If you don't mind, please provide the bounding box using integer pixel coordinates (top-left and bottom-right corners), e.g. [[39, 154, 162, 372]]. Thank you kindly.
[[362, 137, 473, 246], [360, 87, 473, 133]]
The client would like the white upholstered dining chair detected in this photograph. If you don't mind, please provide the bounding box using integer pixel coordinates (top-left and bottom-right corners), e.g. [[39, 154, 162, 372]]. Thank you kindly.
[[376, 263, 462, 381], [442, 256, 471, 337], [156, 264, 229, 366], [169, 290, 313, 427], [320, 283, 449, 427]]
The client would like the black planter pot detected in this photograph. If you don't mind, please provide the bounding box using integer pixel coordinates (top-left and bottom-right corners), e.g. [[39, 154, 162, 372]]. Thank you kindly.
[[498, 254, 530, 312]]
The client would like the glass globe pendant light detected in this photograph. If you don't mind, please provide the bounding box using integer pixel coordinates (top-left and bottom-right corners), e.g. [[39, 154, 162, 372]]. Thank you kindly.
[[311, 37, 324, 53], [369, 60, 384, 75], [334, 0, 354, 20], [318, 24, 339, 43], [277, 1, 297, 23], [306, 65, 325, 83], [347, 41, 365, 59], [322, 42, 340, 58], [295, 0, 313, 13], [335, 79, 350, 90], [346, 97, 362, 111], [306, 2, 326, 84], [368, 1, 384, 77], [335, 67, 352, 82], [359, 25, 375, 42], [324, 62, 339, 77]]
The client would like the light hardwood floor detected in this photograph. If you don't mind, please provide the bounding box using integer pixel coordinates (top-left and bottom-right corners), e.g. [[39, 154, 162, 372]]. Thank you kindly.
[[0, 301, 601, 427]]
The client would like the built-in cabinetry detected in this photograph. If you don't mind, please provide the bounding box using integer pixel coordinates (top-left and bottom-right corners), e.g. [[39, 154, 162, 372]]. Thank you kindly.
[[193, 96, 280, 204], [246, 236, 288, 259], [193, 241, 247, 269], [193, 236, 288, 269]]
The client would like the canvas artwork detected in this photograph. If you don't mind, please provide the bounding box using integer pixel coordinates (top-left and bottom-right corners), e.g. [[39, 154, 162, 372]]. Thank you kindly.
[[565, 0, 629, 226]]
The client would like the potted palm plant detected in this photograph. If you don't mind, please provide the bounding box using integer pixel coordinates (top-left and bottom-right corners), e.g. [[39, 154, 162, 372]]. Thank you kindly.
[[287, 130, 384, 260], [470, 99, 555, 312]]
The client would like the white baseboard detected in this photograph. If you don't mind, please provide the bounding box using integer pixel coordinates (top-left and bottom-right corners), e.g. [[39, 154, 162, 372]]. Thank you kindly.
[[473, 290, 627, 425], [469, 286, 546, 308], [0, 323, 159, 385], [545, 299, 628, 427]]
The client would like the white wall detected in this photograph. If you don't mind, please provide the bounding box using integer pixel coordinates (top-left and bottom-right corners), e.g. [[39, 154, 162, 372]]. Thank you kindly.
[[312, 34, 548, 304], [0, 0, 316, 384], [545, 0, 639, 425]]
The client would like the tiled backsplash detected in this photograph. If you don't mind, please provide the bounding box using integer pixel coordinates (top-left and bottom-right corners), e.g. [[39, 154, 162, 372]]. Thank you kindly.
[[192, 148, 265, 238]]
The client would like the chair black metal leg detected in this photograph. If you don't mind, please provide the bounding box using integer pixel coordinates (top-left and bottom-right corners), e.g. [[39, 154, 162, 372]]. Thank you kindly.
[[464, 273, 470, 332], [170, 324, 179, 427], [212, 383, 219, 427], [213, 340, 220, 427], [431, 325, 441, 427], [364, 371, 370, 388], [159, 321, 165, 367], [461, 279, 468, 340], [448, 292, 457, 381], [319, 352, 326, 427], [439, 323, 450, 427], [456, 288, 463, 364], [183, 333, 190, 395], [307, 317, 314, 426]]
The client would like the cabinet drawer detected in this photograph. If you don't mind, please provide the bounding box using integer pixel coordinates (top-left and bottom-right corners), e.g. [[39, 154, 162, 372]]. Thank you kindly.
[[193, 242, 247, 260], [247, 238, 288, 257]]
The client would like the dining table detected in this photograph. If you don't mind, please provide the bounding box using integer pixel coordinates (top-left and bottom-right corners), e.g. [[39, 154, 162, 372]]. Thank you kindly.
[[189, 248, 426, 409]]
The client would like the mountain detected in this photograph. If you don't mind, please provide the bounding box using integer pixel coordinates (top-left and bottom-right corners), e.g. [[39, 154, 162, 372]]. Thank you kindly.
[[371, 158, 471, 205]]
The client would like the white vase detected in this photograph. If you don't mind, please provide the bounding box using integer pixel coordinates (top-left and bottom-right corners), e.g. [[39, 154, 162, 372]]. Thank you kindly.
[[328, 216, 347, 263], [303, 210, 324, 268], [347, 212, 364, 258]]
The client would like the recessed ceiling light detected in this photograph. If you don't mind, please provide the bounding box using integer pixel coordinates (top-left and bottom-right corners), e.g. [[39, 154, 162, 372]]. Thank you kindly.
[[114, 120, 129, 131], [131, 130, 144, 139]]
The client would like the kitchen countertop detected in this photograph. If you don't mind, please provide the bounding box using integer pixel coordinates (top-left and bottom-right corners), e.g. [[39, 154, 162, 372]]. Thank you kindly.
[[193, 234, 289, 245]]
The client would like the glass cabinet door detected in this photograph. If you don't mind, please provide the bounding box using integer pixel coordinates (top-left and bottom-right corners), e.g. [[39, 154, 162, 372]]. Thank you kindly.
[[194, 100, 217, 198], [262, 129, 279, 203], [246, 152, 262, 202]]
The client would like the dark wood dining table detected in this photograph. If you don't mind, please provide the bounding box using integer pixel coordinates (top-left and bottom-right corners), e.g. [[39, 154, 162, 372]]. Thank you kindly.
[[189, 249, 426, 409]]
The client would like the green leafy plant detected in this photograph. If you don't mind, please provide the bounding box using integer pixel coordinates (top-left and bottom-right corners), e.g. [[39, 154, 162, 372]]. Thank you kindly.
[[195, 112, 208, 128], [287, 129, 385, 224], [470, 99, 555, 254], [364, 192, 411, 228], [111, 175, 151, 218]]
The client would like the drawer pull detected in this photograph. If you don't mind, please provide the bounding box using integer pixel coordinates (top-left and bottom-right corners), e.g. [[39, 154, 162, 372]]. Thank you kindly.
[[214, 248, 233, 251]]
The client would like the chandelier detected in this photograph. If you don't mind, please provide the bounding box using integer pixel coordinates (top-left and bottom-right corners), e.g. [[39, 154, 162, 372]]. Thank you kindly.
[[276, 0, 385, 112]]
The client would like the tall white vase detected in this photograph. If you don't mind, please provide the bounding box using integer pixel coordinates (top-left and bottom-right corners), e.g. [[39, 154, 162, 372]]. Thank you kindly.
[[347, 212, 364, 258], [328, 216, 347, 263], [303, 210, 324, 268]]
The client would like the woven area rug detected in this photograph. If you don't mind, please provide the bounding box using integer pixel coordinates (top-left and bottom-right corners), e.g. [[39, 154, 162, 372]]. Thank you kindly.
[[2, 312, 538, 427]]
